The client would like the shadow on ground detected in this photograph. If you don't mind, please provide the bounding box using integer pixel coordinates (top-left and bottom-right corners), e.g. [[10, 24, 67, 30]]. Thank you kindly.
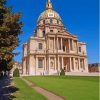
[[0, 76, 19, 100]]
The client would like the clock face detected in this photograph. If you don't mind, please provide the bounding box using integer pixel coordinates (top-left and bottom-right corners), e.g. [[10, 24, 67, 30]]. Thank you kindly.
[[48, 13, 54, 17]]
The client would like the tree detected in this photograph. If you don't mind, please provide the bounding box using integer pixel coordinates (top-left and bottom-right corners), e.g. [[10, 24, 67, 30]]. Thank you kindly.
[[13, 68, 20, 77], [0, 0, 23, 72]]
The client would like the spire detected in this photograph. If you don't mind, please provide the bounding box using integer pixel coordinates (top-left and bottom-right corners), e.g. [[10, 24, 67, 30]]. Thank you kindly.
[[46, 0, 52, 9]]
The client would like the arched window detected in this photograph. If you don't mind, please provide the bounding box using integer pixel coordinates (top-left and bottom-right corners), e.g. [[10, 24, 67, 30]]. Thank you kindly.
[[39, 43, 43, 50]]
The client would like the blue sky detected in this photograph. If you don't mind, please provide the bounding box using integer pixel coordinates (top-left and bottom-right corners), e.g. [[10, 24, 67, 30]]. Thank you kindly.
[[7, 0, 99, 64]]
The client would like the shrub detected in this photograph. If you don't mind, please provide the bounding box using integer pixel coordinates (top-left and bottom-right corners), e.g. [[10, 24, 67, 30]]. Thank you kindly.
[[60, 69, 65, 76], [13, 68, 20, 77]]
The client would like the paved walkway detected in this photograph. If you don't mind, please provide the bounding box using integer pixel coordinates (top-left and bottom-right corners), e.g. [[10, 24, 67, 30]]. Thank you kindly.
[[21, 77, 64, 100]]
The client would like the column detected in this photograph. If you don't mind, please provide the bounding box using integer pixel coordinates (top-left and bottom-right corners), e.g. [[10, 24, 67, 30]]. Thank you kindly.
[[57, 37, 59, 51], [61, 38, 63, 50], [47, 36, 49, 50], [83, 59, 86, 71], [62, 57, 64, 69], [68, 39, 70, 52], [58, 56, 60, 71], [35, 57, 38, 75], [28, 57, 30, 75], [34, 56, 36, 75], [44, 57, 46, 71], [54, 37, 55, 51], [48, 37, 50, 50], [49, 57, 50, 72], [72, 40, 74, 51], [23, 59, 26, 75], [76, 41, 78, 53], [65, 46, 67, 52], [73, 57, 76, 72], [78, 58, 80, 71], [54, 57, 56, 70], [36, 57, 38, 68], [70, 57, 72, 72], [28, 56, 31, 75], [84, 58, 88, 72]]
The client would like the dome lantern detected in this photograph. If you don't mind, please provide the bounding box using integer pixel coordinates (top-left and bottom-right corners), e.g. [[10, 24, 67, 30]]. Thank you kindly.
[[46, 0, 53, 9]]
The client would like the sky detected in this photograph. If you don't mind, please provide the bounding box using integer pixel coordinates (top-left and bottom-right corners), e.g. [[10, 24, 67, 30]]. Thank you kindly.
[[7, 0, 99, 64]]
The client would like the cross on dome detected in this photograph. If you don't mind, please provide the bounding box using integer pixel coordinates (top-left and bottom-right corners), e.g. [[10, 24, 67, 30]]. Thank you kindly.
[[48, 0, 51, 2]]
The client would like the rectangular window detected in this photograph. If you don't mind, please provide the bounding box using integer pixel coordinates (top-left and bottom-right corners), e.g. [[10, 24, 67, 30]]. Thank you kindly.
[[57, 20, 59, 24], [50, 19, 53, 23], [39, 43, 43, 49], [79, 47, 81, 52], [70, 39, 73, 50], [50, 30, 53, 32], [38, 59, 43, 68], [43, 31, 45, 37]]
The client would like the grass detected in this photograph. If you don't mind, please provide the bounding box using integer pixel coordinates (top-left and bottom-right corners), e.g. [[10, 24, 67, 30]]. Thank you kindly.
[[25, 76, 99, 100], [13, 77, 47, 100]]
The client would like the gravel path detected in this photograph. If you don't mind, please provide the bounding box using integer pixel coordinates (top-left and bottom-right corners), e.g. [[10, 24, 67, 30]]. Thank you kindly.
[[21, 77, 65, 100]]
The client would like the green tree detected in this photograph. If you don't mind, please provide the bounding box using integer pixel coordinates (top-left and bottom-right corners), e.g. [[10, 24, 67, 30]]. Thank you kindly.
[[0, 0, 23, 72], [13, 68, 20, 77]]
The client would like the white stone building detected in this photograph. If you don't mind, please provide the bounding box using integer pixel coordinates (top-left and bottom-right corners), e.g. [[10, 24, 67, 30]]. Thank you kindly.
[[22, 0, 88, 76]]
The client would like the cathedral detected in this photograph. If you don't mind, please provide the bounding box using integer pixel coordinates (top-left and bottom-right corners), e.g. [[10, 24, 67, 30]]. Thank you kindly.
[[22, 0, 88, 76]]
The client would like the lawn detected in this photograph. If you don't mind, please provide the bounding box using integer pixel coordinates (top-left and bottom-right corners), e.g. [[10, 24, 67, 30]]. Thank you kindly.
[[25, 76, 99, 100], [13, 78, 47, 100]]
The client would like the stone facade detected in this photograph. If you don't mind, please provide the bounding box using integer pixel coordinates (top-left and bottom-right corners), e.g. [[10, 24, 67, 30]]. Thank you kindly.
[[22, 0, 88, 76]]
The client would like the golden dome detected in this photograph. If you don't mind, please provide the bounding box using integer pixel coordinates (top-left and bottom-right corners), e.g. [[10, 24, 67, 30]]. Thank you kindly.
[[38, 0, 61, 21], [38, 9, 61, 21]]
